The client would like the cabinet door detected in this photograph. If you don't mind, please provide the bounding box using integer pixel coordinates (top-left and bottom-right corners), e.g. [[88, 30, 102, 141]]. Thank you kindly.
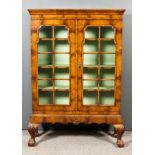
[[77, 20, 122, 112], [31, 20, 76, 111]]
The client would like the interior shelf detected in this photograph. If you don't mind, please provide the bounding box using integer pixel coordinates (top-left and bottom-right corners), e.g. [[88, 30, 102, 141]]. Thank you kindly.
[[38, 78, 69, 80], [38, 52, 69, 54], [38, 65, 69, 69], [38, 65, 115, 69], [39, 86, 114, 92], [38, 66, 116, 70], [85, 38, 114, 41], [83, 52, 115, 54], [83, 65, 115, 69], [83, 78, 114, 81], [83, 86, 114, 91], [39, 38, 68, 41], [39, 86, 69, 91], [38, 51, 115, 54]]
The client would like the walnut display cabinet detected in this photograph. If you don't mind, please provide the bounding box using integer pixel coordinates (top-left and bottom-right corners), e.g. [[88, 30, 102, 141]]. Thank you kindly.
[[27, 9, 126, 147]]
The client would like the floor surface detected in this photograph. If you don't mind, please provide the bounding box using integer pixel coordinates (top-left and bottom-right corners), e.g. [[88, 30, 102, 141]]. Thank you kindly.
[[23, 130, 132, 155]]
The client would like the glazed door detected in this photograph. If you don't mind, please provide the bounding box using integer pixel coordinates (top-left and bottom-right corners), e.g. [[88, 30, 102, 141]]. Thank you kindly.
[[31, 20, 76, 111], [77, 20, 122, 112]]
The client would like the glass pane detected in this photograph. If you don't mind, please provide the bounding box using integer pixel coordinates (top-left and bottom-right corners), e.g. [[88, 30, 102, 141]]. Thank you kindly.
[[39, 26, 52, 38], [85, 27, 98, 38], [54, 80, 69, 89], [83, 80, 98, 89], [100, 27, 114, 38], [38, 68, 52, 78], [38, 80, 52, 88], [99, 91, 114, 105], [83, 91, 97, 105], [84, 54, 98, 66], [100, 54, 115, 65], [38, 54, 52, 66], [100, 40, 115, 52], [84, 40, 98, 52], [54, 26, 68, 38], [54, 68, 69, 78], [100, 68, 115, 79], [54, 54, 69, 66], [83, 68, 98, 79], [55, 91, 69, 105], [38, 40, 52, 52], [38, 91, 53, 105], [100, 80, 114, 89], [54, 40, 69, 52]]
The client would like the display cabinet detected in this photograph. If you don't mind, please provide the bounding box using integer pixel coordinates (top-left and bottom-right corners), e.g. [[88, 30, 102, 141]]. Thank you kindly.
[[28, 9, 125, 147]]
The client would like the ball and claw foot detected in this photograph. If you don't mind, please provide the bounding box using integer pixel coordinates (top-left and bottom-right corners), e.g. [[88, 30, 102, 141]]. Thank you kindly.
[[113, 124, 125, 148], [28, 138, 36, 147], [27, 123, 39, 147], [117, 139, 124, 148]]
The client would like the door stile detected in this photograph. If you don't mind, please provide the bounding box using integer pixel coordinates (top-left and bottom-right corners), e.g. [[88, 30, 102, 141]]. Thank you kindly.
[[77, 20, 86, 111]]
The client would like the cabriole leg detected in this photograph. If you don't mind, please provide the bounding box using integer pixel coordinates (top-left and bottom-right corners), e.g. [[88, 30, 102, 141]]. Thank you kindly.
[[113, 124, 125, 148], [27, 123, 39, 147]]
